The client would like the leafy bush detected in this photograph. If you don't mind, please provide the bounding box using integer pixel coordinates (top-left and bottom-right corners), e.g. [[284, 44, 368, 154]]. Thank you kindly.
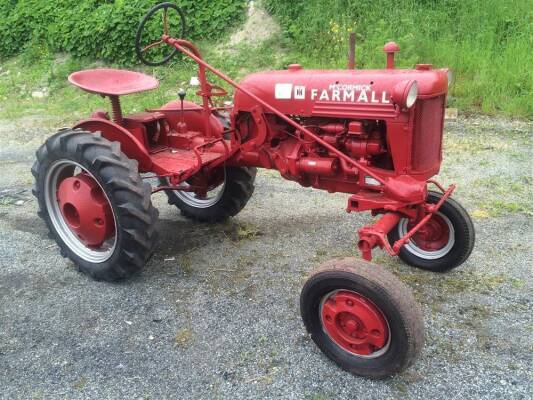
[[264, 0, 532, 118], [0, 0, 246, 64]]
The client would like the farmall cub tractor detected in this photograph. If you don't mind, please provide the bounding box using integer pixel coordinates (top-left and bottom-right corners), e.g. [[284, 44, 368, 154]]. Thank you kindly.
[[33, 3, 475, 378]]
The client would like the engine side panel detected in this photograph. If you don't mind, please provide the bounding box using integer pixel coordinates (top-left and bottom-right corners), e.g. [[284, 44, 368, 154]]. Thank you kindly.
[[231, 67, 447, 190]]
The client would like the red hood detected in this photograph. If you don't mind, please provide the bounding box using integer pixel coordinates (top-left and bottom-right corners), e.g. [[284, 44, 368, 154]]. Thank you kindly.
[[233, 67, 448, 119]]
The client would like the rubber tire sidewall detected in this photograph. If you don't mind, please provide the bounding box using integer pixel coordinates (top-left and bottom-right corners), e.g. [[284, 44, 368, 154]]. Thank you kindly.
[[301, 268, 421, 378], [160, 166, 256, 222], [34, 131, 158, 281], [388, 191, 475, 272]]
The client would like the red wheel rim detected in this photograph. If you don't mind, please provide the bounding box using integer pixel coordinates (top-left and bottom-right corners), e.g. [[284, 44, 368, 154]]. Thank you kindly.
[[320, 290, 389, 356], [410, 213, 450, 251], [57, 173, 115, 248]]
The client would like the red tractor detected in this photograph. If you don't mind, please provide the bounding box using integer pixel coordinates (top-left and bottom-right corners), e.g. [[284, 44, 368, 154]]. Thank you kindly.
[[32, 3, 474, 378]]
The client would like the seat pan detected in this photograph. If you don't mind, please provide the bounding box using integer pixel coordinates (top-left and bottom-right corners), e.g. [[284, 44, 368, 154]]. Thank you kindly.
[[68, 68, 159, 96]]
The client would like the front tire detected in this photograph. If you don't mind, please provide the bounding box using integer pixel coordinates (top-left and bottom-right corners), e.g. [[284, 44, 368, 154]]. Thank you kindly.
[[388, 191, 475, 272], [300, 258, 424, 378], [32, 129, 159, 281], [160, 166, 256, 222]]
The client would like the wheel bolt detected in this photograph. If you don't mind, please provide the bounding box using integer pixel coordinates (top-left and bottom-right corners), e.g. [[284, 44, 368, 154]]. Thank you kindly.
[[73, 180, 81, 190], [346, 300, 353, 306], [94, 218, 104, 226]]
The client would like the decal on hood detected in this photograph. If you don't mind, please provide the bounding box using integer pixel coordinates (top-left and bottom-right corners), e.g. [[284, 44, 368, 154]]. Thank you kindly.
[[274, 83, 390, 104]]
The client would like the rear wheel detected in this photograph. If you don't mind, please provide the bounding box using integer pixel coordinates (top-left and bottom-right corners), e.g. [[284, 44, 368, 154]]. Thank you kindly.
[[32, 129, 159, 281], [160, 166, 256, 222], [388, 191, 475, 272], [300, 258, 424, 378]]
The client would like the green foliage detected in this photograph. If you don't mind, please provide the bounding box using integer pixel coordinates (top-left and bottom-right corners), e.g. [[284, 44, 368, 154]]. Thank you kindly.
[[264, 0, 532, 118], [0, 0, 531, 118], [0, 37, 289, 122], [0, 0, 246, 65]]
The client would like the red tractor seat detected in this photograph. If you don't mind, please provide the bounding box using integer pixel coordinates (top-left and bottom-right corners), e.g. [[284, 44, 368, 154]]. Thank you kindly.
[[68, 69, 159, 96]]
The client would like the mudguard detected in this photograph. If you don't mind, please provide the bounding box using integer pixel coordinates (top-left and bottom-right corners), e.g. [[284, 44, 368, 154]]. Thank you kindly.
[[73, 118, 153, 172]]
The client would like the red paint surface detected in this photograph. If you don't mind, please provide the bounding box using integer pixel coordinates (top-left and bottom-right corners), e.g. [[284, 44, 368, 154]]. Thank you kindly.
[[410, 213, 450, 251], [68, 69, 159, 96], [321, 291, 389, 356], [67, 35, 454, 261], [57, 174, 115, 247]]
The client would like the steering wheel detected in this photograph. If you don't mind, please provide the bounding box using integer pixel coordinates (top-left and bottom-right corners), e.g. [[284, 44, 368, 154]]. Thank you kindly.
[[135, 2, 186, 66]]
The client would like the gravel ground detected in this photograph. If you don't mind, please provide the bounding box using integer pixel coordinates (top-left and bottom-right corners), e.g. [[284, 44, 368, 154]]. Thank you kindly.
[[0, 115, 531, 399]]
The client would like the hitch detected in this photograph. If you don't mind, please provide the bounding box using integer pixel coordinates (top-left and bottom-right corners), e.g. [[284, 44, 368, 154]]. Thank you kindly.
[[357, 184, 456, 261]]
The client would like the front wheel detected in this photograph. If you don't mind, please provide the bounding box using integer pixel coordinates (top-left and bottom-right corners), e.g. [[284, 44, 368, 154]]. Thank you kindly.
[[300, 258, 424, 378], [388, 191, 475, 272]]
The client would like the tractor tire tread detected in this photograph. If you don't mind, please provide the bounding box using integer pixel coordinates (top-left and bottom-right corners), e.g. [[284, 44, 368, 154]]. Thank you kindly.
[[388, 191, 475, 272], [162, 166, 256, 223], [301, 257, 424, 378], [33, 129, 158, 282]]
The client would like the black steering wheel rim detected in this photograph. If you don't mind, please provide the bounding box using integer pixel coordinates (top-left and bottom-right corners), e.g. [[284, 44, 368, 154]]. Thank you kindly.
[[135, 2, 186, 66]]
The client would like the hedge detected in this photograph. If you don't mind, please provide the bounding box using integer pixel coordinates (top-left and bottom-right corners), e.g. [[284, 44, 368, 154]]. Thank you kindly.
[[0, 0, 247, 64]]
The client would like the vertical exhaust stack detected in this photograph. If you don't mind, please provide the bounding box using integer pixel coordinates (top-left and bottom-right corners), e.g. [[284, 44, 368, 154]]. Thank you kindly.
[[348, 32, 356, 69]]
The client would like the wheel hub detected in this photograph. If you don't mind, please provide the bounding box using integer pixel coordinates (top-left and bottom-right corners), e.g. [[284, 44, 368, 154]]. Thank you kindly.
[[56, 174, 115, 247], [410, 214, 450, 251], [321, 290, 388, 356]]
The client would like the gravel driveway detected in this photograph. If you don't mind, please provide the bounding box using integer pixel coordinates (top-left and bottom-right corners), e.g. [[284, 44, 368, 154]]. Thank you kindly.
[[0, 115, 531, 399]]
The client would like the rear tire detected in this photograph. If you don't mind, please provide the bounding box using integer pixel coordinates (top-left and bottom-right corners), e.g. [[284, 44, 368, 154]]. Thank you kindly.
[[32, 129, 159, 281], [160, 166, 256, 222], [388, 191, 475, 272], [300, 258, 424, 378]]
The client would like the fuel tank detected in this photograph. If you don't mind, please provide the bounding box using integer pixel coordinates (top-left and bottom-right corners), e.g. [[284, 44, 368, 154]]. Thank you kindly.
[[233, 65, 448, 120]]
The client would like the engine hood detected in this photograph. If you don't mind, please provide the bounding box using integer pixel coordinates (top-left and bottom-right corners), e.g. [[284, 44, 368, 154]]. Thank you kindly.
[[233, 66, 448, 119]]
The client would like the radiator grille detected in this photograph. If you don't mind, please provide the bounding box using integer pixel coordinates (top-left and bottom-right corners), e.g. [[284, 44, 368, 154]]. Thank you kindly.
[[411, 96, 445, 172]]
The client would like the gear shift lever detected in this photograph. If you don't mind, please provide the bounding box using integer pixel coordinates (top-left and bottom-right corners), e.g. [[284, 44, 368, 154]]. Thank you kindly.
[[177, 88, 187, 133]]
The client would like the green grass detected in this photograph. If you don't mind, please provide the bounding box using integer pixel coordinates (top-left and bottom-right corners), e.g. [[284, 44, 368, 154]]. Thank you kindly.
[[0, 0, 531, 120], [0, 37, 293, 123], [265, 0, 532, 118], [471, 175, 533, 217]]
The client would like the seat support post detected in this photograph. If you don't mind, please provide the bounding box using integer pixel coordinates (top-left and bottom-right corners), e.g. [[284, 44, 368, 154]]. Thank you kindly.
[[109, 95, 124, 125]]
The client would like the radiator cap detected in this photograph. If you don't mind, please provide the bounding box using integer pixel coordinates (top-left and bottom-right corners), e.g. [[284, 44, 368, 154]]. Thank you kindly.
[[416, 64, 433, 71], [288, 64, 302, 72]]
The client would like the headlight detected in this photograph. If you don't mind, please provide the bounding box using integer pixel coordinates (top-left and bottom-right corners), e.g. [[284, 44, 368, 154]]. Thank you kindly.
[[405, 81, 418, 108], [392, 80, 418, 109]]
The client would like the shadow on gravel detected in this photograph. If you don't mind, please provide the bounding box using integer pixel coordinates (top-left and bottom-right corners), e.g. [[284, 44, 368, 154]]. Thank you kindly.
[[6, 212, 48, 237]]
